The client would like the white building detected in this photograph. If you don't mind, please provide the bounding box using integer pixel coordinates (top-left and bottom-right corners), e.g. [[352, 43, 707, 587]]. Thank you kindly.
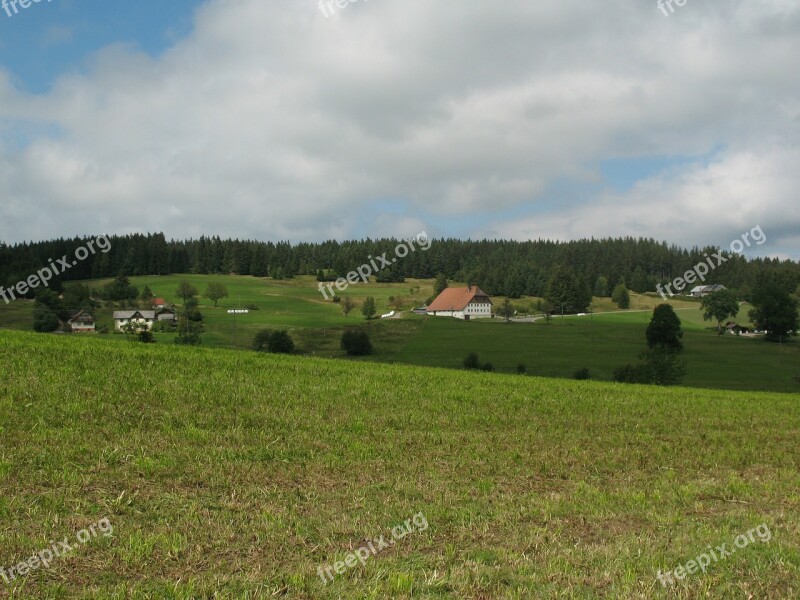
[[426, 286, 493, 320], [113, 310, 156, 331], [689, 284, 727, 298], [68, 311, 96, 333]]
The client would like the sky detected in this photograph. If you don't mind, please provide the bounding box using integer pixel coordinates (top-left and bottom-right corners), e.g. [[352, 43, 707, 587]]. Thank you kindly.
[[0, 0, 798, 259]]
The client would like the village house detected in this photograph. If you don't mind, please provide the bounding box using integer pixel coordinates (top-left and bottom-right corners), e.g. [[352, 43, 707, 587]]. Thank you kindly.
[[114, 310, 156, 331], [689, 284, 727, 298], [68, 310, 96, 333], [426, 286, 493, 320], [156, 307, 177, 322]]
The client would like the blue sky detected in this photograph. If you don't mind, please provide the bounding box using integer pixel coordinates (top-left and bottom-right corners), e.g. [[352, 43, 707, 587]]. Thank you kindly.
[[0, 0, 201, 93], [0, 0, 797, 259]]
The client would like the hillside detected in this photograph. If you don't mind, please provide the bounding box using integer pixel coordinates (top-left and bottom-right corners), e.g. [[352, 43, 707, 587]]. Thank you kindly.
[[3, 274, 798, 394], [0, 330, 798, 598]]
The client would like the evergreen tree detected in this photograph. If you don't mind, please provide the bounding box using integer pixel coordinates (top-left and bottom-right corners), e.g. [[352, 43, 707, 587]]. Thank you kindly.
[[361, 297, 376, 320], [646, 304, 684, 352]]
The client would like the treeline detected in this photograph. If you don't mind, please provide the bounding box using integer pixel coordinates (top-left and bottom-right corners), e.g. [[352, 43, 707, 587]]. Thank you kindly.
[[1, 233, 799, 300]]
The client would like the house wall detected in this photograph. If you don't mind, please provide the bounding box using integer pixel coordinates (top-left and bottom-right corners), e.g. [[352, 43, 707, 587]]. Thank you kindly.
[[428, 310, 465, 319], [464, 301, 492, 319]]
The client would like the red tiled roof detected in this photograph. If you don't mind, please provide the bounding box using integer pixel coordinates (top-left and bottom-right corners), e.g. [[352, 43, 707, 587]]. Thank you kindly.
[[426, 286, 492, 312], [153, 298, 166, 305]]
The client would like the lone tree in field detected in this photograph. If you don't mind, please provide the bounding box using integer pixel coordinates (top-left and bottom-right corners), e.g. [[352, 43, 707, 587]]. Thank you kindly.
[[463, 352, 480, 370], [497, 298, 514, 323], [361, 297, 376, 320], [749, 274, 800, 342], [646, 304, 684, 353], [267, 330, 295, 354], [252, 329, 271, 351], [341, 329, 373, 356], [701, 289, 740, 333], [612, 283, 631, 309], [176, 281, 198, 305], [434, 273, 448, 297], [341, 296, 355, 317], [204, 282, 229, 307]]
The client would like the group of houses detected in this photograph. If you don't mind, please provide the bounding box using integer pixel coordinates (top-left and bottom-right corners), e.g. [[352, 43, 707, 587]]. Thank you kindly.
[[65, 298, 177, 333]]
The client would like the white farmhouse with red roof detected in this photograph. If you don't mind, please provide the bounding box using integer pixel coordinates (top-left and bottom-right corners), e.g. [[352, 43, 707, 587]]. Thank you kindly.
[[426, 286, 493, 320]]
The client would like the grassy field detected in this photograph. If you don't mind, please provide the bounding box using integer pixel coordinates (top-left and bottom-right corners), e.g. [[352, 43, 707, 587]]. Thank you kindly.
[[0, 330, 798, 598], [1, 274, 798, 394]]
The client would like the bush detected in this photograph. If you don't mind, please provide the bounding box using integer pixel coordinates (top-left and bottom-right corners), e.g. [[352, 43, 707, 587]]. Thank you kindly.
[[33, 309, 60, 333], [463, 352, 480, 370], [244, 303, 259, 311], [612, 283, 631, 309], [573, 368, 590, 380], [516, 363, 527, 374], [267, 330, 295, 354], [613, 349, 686, 386], [481, 362, 494, 372], [613, 364, 649, 384], [175, 332, 202, 346], [341, 329, 373, 356], [152, 320, 176, 333], [252, 329, 271, 352], [138, 330, 155, 344]]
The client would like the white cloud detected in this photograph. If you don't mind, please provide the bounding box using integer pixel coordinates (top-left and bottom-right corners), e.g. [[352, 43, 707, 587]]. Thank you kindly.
[[486, 145, 800, 257], [0, 0, 798, 256]]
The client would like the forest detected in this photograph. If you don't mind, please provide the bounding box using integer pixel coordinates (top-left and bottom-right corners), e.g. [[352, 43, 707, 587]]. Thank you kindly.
[[1, 233, 798, 301]]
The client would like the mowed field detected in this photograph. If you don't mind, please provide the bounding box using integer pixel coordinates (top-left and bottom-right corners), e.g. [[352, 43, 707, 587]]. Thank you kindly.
[[0, 330, 798, 598], [0, 274, 798, 393]]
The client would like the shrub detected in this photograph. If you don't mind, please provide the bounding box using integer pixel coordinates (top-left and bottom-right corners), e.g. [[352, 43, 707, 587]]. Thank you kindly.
[[463, 352, 480, 370], [612, 283, 631, 309], [138, 330, 155, 344], [516, 363, 527, 374], [573, 368, 590, 380], [252, 329, 271, 352], [341, 329, 373, 356], [152, 320, 176, 333], [267, 330, 295, 354], [175, 332, 201, 346], [613, 364, 649, 384], [482, 362, 494, 372], [33, 309, 60, 333]]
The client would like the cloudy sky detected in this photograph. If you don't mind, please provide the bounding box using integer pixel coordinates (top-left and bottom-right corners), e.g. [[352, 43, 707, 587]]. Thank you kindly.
[[1, 0, 798, 258]]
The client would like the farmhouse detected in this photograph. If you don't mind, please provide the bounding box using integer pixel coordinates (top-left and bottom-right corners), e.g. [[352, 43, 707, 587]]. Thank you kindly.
[[426, 286, 493, 320], [689, 284, 727, 298], [114, 310, 156, 331], [156, 308, 177, 322], [68, 311, 96, 333]]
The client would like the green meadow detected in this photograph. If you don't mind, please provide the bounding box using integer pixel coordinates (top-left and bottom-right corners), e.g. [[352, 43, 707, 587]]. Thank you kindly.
[[0, 274, 798, 393], [0, 330, 798, 598]]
